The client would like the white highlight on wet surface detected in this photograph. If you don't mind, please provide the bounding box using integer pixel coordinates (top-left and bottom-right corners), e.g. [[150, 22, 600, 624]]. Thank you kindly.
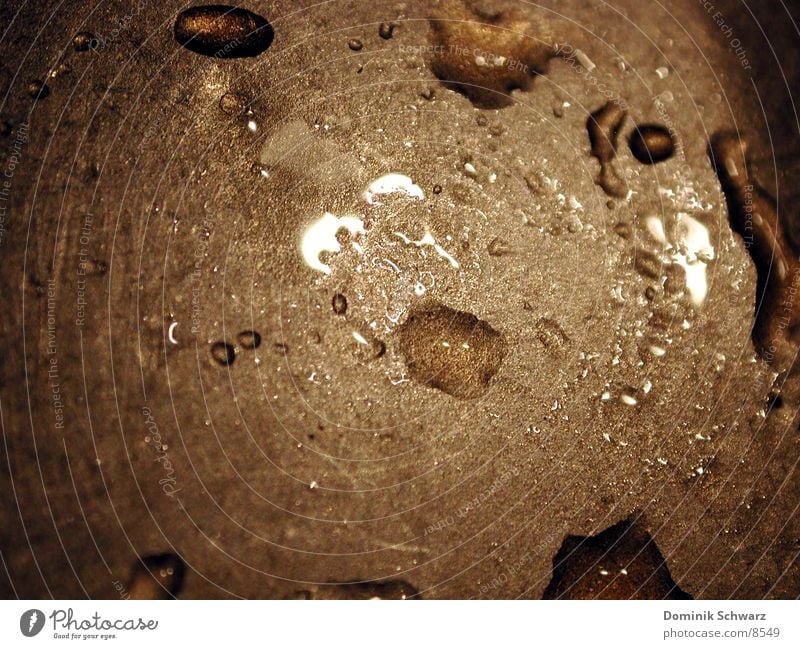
[[363, 174, 425, 205], [167, 322, 179, 345], [645, 213, 715, 306], [395, 231, 459, 268], [301, 212, 365, 275]]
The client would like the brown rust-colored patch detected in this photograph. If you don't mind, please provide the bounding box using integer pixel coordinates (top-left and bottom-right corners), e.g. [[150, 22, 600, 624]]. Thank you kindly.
[[397, 303, 507, 399]]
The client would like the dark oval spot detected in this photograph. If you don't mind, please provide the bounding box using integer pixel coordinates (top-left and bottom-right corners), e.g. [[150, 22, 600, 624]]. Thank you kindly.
[[174, 5, 274, 59], [73, 32, 99, 51], [210, 341, 236, 366], [348, 38, 363, 51], [27, 80, 49, 100], [629, 124, 676, 164], [237, 330, 261, 350], [378, 22, 396, 40], [332, 293, 348, 315]]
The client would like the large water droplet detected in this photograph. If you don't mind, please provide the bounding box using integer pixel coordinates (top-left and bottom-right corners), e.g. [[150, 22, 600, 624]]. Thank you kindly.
[[427, 0, 557, 108], [397, 304, 507, 399], [174, 5, 274, 58], [629, 124, 676, 164]]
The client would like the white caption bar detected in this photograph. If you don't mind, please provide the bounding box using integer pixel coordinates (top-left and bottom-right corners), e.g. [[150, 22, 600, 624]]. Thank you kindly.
[[1, 600, 798, 648]]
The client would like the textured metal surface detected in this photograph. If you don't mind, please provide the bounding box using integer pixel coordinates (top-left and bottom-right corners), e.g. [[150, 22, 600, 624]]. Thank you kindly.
[[1, 0, 799, 599]]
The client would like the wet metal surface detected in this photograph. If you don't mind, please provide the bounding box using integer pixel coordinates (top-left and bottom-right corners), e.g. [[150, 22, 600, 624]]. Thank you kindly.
[[1, 0, 799, 599]]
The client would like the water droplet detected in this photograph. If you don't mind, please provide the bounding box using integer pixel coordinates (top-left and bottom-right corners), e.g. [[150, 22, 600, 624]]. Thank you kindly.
[[219, 92, 248, 115], [397, 304, 507, 399], [463, 161, 478, 178], [352, 330, 386, 360], [378, 22, 396, 39], [332, 293, 348, 315], [710, 131, 799, 357], [73, 32, 99, 52], [251, 162, 270, 178], [620, 388, 638, 406], [237, 330, 261, 350], [427, 2, 557, 108], [629, 124, 676, 164], [27, 80, 49, 100], [587, 101, 627, 197], [210, 341, 236, 366], [174, 5, 274, 58], [49, 62, 72, 79]]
